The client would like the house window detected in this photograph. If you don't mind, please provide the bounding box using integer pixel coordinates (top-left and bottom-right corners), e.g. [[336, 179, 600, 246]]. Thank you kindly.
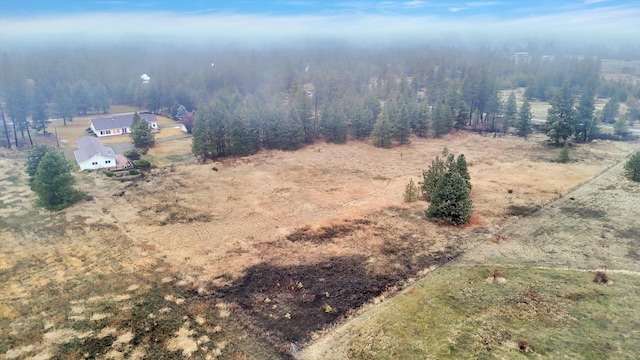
[[92, 162, 98, 165], [105, 160, 111, 164], [105, 130, 111, 135], [100, 131, 104, 135]]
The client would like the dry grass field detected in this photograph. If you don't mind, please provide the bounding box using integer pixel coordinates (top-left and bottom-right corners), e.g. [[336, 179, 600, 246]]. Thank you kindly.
[[2, 122, 638, 358], [303, 156, 640, 359]]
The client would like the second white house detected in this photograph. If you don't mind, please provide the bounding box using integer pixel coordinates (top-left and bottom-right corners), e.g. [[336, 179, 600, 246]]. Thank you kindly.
[[89, 113, 158, 137]]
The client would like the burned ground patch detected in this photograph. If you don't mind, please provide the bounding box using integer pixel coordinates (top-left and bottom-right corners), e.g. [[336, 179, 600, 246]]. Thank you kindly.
[[214, 244, 463, 357]]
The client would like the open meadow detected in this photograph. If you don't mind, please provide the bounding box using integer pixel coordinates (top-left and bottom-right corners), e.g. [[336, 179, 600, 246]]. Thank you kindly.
[[303, 156, 640, 359], [2, 121, 639, 358]]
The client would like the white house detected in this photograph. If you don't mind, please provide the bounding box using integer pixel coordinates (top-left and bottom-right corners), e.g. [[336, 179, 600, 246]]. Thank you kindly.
[[73, 136, 117, 171], [89, 113, 158, 137]]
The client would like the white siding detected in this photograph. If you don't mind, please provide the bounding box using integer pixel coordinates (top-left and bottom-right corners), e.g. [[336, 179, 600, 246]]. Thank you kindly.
[[78, 155, 117, 171]]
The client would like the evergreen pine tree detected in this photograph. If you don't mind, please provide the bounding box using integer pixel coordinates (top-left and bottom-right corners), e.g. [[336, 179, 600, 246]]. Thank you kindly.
[[574, 78, 597, 141], [503, 92, 517, 132], [455, 154, 471, 190], [559, 142, 570, 163], [393, 102, 412, 145], [131, 111, 141, 127], [403, 178, 419, 202], [352, 105, 375, 140], [543, 83, 575, 144], [321, 102, 347, 144], [613, 117, 629, 137], [432, 100, 453, 137], [32, 151, 85, 211], [445, 84, 468, 130], [31, 86, 49, 134], [130, 112, 155, 148], [624, 151, 640, 182], [277, 110, 305, 150], [420, 155, 446, 201], [426, 170, 473, 225], [372, 111, 394, 148], [411, 101, 429, 138], [191, 105, 219, 159], [516, 99, 533, 139], [26, 144, 51, 188], [601, 97, 620, 124]]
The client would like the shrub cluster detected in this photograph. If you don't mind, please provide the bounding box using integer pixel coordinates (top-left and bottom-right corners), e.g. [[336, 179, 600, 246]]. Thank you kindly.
[[420, 149, 473, 225]]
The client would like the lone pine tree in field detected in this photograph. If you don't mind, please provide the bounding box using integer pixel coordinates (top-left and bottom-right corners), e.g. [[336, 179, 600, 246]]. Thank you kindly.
[[426, 170, 473, 225], [625, 151, 640, 182], [421, 149, 473, 225], [32, 151, 85, 211]]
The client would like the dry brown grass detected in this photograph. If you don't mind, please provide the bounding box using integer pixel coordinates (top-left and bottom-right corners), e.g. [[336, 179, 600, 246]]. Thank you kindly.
[[57, 132, 635, 281], [3, 129, 637, 358]]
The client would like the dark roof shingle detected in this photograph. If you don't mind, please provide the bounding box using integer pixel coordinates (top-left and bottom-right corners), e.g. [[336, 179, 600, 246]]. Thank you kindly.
[[90, 113, 157, 131]]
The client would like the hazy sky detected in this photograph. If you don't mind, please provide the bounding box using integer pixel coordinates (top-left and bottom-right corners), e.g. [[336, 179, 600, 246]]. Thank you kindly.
[[1, 1, 639, 44]]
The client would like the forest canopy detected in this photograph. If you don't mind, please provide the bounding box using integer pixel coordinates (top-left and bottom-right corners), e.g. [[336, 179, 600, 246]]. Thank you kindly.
[[1, 40, 638, 152]]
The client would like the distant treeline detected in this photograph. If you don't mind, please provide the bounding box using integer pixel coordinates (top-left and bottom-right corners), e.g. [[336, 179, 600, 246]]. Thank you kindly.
[[1, 43, 638, 153]]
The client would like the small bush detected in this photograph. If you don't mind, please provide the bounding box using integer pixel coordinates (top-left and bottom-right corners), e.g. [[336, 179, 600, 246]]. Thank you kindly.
[[128, 169, 140, 175], [135, 160, 151, 169], [139, 148, 148, 155], [517, 339, 533, 353], [103, 170, 116, 177], [124, 149, 141, 160], [559, 142, 570, 163], [593, 271, 610, 284], [403, 178, 419, 202]]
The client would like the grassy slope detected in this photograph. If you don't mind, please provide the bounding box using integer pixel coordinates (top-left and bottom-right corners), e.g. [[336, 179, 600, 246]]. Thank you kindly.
[[340, 266, 640, 359]]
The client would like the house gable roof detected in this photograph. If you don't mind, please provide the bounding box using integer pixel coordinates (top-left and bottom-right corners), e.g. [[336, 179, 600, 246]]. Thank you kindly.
[[73, 136, 116, 164], [90, 113, 157, 131]]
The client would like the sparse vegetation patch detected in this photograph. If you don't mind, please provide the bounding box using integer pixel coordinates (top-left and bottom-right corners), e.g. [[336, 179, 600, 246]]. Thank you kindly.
[[286, 219, 371, 243]]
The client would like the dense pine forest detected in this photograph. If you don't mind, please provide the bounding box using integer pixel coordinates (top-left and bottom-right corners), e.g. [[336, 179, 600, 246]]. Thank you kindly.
[[1, 40, 639, 156]]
